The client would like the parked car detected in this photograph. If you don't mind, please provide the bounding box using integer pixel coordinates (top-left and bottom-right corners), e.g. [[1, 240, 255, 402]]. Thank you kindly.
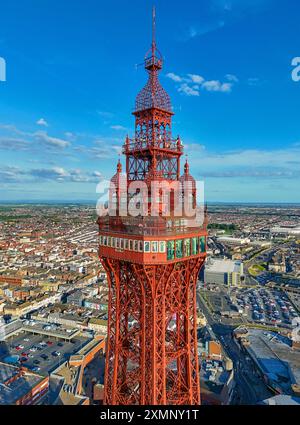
[[32, 366, 41, 372]]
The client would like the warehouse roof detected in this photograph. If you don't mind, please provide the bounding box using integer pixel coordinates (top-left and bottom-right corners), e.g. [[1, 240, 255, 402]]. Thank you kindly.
[[205, 258, 242, 274]]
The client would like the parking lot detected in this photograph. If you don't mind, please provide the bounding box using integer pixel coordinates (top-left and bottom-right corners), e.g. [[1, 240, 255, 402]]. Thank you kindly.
[[232, 287, 299, 327], [0, 331, 90, 375]]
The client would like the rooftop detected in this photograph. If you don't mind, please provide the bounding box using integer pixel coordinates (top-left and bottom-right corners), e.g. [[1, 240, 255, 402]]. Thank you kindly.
[[205, 258, 242, 274], [246, 329, 300, 393], [0, 362, 45, 405], [262, 395, 300, 405]]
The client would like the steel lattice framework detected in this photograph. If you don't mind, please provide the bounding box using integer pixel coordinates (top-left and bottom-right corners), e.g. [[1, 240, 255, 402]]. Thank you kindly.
[[98, 8, 207, 405]]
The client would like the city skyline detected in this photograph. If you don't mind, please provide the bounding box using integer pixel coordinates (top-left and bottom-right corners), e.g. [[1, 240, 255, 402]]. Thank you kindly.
[[0, 0, 300, 203]]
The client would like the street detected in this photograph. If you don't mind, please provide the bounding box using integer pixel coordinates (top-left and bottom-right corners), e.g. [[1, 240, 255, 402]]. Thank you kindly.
[[197, 292, 273, 404]]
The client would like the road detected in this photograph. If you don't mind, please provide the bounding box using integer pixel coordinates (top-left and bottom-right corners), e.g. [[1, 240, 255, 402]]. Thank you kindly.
[[197, 292, 272, 404]]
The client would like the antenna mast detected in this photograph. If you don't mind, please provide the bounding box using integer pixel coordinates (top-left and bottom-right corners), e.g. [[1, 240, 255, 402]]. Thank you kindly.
[[152, 5, 156, 55]]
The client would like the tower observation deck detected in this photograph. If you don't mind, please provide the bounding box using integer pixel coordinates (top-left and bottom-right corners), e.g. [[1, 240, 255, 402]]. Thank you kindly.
[[98, 8, 207, 405]]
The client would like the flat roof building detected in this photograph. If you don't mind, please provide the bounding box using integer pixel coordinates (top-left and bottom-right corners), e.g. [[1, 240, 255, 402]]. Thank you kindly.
[[270, 225, 300, 235], [0, 362, 48, 405], [243, 329, 300, 396], [217, 236, 250, 245], [261, 395, 300, 405], [204, 258, 244, 286]]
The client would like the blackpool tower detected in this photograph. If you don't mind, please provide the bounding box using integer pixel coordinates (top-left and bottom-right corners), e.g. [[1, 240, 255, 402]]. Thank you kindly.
[[98, 9, 207, 405]]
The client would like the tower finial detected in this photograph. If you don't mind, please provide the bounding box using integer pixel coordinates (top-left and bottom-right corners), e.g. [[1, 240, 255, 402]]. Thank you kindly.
[[152, 5, 156, 56], [184, 156, 189, 175], [117, 157, 122, 173]]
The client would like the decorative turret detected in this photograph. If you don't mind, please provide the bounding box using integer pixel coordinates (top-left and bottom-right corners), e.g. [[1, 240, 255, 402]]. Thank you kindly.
[[180, 158, 196, 185], [110, 159, 123, 185], [117, 158, 122, 173]]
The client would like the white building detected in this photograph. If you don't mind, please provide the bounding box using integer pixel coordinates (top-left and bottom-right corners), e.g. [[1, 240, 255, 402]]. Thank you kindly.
[[204, 258, 244, 286], [217, 236, 251, 245]]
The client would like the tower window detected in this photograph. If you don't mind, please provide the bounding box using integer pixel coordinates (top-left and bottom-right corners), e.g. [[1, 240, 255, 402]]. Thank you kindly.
[[199, 236, 206, 253], [151, 241, 158, 253], [184, 238, 191, 257], [159, 241, 166, 253], [176, 239, 183, 258], [191, 237, 198, 255], [167, 240, 175, 260]]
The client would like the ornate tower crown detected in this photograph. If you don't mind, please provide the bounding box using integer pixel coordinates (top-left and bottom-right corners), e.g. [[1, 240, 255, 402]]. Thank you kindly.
[[135, 6, 172, 113]]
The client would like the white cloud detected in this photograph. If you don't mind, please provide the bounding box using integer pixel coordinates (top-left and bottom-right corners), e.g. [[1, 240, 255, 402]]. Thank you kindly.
[[187, 74, 205, 84], [166, 72, 183, 82], [74, 143, 122, 160], [34, 131, 70, 149], [0, 137, 30, 151], [225, 74, 239, 83], [247, 77, 260, 86], [186, 143, 300, 180], [27, 167, 103, 183], [64, 132, 77, 141], [36, 118, 49, 127], [110, 125, 127, 131], [201, 80, 232, 92], [0, 166, 22, 182], [178, 83, 200, 97], [167, 72, 236, 96], [97, 110, 114, 119], [181, 22, 225, 41], [188, 26, 198, 39]]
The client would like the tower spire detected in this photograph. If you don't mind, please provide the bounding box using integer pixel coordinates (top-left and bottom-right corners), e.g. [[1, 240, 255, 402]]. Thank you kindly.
[[152, 5, 156, 56], [134, 7, 171, 112]]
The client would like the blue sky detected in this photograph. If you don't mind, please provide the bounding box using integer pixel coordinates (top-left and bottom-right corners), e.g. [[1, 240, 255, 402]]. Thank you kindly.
[[0, 0, 299, 203]]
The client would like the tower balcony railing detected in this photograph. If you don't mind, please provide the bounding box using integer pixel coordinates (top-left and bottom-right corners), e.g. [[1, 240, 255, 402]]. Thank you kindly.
[[144, 55, 163, 70], [122, 137, 183, 154], [98, 214, 207, 237]]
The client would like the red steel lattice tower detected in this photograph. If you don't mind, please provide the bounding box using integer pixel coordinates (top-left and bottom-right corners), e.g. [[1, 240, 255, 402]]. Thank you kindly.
[[98, 8, 207, 405]]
